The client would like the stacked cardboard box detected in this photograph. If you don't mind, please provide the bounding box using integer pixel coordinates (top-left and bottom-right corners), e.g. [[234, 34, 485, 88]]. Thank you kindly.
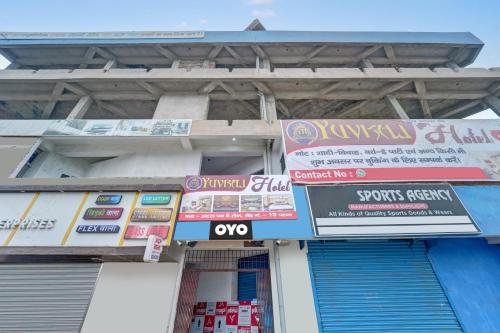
[[189, 301, 261, 333]]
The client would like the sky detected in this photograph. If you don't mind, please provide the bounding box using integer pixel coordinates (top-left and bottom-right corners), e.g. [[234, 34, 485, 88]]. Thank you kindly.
[[0, 0, 498, 118]]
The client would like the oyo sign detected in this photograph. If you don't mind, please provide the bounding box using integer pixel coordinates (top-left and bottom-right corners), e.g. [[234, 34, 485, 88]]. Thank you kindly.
[[209, 221, 252, 240]]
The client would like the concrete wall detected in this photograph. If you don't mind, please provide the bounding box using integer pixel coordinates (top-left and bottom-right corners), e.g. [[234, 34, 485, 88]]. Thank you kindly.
[[22, 151, 89, 178], [154, 94, 209, 120], [195, 272, 237, 302], [86, 151, 202, 178], [19, 150, 202, 179], [0, 137, 39, 178], [276, 241, 319, 333], [82, 262, 181, 333], [427, 238, 500, 333]]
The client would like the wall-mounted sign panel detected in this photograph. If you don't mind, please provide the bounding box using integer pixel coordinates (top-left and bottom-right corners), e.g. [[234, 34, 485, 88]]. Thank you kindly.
[[282, 119, 500, 183], [306, 183, 480, 238], [0, 119, 191, 137], [0, 191, 180, 247], [174, 186, 315, 241], [178, 175, 297, 221], [209, 221, 253, 240]]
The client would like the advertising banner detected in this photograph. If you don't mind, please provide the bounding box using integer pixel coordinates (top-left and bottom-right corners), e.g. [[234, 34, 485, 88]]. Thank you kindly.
[[306, 183, 480, 238], [281, 119, 500, 183], [0, 191, 180, 247], [0, 119, 191, 137], [189, 301, 261, 333], [178, 175, 297, 221]]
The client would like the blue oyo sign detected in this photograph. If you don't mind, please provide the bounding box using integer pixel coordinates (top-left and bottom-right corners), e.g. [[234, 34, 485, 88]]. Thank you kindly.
[[76, 225, 120, 233], [95, 194, 122, 205]]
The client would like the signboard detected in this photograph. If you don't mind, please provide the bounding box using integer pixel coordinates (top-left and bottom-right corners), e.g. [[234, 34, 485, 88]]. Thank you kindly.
[[178, 175, 297, 221], [96, 194, 122, 205], [281, 119, 500, 183], [143, 235, 163, 263], [83, 207, 123, 220], [209, 221, 253, 240], [189, 301, 261, 333], [0, 119, 191, 137], [0, 191, 180, 247], [306, 183, 480, 238], [1, 31, 205, 39]]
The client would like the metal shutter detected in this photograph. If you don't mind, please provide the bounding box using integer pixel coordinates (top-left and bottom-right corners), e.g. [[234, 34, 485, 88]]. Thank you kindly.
[[0, 263, 101, 332], [238, 272, 257, 301], [307, 241, 463, 333], [237, 254, 269, 301]]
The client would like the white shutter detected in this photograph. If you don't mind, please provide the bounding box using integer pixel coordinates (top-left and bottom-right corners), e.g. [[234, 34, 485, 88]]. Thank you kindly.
[[0, 263, 101, 332]]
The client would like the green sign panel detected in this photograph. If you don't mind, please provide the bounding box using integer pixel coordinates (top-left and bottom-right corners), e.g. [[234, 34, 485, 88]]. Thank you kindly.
[[141, 194, 171, 205]]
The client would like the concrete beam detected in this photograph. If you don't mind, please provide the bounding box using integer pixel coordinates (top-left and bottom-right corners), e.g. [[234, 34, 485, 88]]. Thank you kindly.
[[67, 96, 93, 119], [14, 55, 453, 67], [414, 80, 432, 118], [384, 95, 410, 119], [345, 45, 382, 67], [42, 82, 65, 118], [79, 47, 97, 69], [437, 100, 483, 118], [103, 59, 117, 71], [384, 45, 396, 63], [1, 67, 500, 81], [483, 95, 500, 117], [96, 101, 129, 118], [153, 46, 177, 62]]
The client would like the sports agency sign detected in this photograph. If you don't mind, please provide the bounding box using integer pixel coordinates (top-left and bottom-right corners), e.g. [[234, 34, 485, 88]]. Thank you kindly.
[[306, 183, 480, 238], [281, 119, 500, 183], [178, 175, 297, 221]]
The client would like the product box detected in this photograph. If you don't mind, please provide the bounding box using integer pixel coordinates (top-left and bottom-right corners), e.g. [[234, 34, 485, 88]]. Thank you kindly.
[[238, 301, 252, 326], [206, 302, 216, 315], [214, 301, 228, 333], [203, 315, 215, 333]]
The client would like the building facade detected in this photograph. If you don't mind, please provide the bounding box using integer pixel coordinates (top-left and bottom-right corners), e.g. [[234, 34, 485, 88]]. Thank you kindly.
[[0, 20, 499, 332]]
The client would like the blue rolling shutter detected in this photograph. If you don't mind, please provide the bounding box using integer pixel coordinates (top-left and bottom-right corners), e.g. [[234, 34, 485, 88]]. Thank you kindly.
[[237, 254, 269, 301], [238, 272, 257, 301], [307, 240, 463, 333]]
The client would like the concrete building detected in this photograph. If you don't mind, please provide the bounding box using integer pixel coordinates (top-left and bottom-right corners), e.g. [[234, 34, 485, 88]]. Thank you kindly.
[[0, 20, 499, 333]]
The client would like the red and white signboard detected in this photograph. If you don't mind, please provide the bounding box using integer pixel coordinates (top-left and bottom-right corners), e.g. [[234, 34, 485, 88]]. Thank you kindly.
[[281, 119, 500, 183], [190, 301, 261, 333], [143, 235, 163, 262], [178, 175, 297, 221]]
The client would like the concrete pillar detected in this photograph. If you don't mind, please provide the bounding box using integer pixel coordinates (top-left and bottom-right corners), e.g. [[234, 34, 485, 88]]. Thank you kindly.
[[153, 94, 210, 120]]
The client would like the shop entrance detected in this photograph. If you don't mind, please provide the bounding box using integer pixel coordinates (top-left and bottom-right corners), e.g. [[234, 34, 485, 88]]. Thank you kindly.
[[173, 249, 274, 333]]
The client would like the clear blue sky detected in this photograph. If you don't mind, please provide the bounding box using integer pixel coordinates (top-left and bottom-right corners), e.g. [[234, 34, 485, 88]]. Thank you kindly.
[[0, 0, 498, 117]]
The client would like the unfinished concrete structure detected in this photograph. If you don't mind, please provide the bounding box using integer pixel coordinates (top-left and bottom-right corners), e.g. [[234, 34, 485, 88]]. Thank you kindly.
[[0, 21, 499, 333]]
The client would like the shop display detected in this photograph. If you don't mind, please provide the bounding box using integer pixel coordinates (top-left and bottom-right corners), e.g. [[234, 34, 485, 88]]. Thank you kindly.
[[190, 301, 261, 333]]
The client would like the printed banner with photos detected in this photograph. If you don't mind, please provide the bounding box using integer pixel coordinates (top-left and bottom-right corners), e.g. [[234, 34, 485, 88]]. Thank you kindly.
[[281, 119, 500, 183], [0, 119, 191, 137], [0, 191, 180, 247], [178, 175, 297, 221]]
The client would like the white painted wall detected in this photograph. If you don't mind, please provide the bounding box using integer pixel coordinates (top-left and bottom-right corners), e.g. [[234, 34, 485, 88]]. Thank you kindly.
[[86, 150, 202, 177], [22, 151, 89, 178], [82, 263, 180, 333], [277, 241, 319, 333], [195, 272, 237, 302]]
